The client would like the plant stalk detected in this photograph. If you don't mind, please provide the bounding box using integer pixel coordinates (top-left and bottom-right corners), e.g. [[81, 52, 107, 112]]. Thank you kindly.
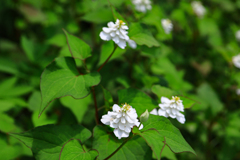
[[97, 44, 118, 72], [92, 86, 99, 125], [104, 136, 132, 160]]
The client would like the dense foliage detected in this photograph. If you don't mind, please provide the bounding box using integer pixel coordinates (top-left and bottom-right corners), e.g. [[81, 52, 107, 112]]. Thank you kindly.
[[0, 0, 240, 160]]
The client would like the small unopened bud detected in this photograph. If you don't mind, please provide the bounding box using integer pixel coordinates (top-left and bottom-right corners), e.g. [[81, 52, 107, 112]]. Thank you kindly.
[[140, 109, 149, 122]]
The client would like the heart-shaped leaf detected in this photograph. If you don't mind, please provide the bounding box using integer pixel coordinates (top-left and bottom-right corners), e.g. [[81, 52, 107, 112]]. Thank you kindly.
[[40, 57, 101, 116], [141, 115, 196, 155], [63, 29, 92, 60], [60, 139, 98, 160], [10, 124, 92, 160]]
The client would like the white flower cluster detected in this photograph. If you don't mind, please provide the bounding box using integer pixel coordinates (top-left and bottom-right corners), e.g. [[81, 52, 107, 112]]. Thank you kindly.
[[161, 19, 173, 34], [236, 30, 240, 41], [100, 19, 137, 49], [150, 96, 186, 124], [132, 0, 152, 13], [232, 54, 240, 69], [191, 1, 206, 18], [101, 103, 143, 139]]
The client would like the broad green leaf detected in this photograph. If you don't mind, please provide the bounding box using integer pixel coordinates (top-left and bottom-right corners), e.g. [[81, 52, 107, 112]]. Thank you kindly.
[[141, 115, 196, 155], [131, 33, 160, 47], [10, 124, 92, 160], [60, 95, 91, 123], [151, 85, 177, 99], [0, 100, 15, 112], [47, 34, 66, 47], [92, 126, 152, 160], [0, 58, 18, 74], [82, 9, 112, 23], [197, 83, 224, 115], [28, 91, 41, 111], [63, 29, 92, 60], [0, 113, 17, 133], [32, 111, 57, 127], [0, 85, 33, 98], [118, 88, 158, 116], [40, 57, 101, 116], [180, 96, 197, 109], [0, 138, 23, 160], [21, 35, 35, 62], [60, 139, 98, 160], [132, 127, 165, 160]]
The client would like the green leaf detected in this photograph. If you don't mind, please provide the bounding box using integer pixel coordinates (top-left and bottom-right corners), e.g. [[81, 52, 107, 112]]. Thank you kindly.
[[60, 95, 91, 123], [82, 9, 113, 23], [118, 88, 158, 116], [151, 85, 177, 99], [0, 58, 18, 75], [47, 34, 66, 47], [21, 35, 35, 62], [180, 96, 197, 109], [141, 115, 196, 155], [10, 124, 92, 160], [132, 127, 165, 160], [131, 33, 160, 47], [63, 29, 92, 60], [28, 91, 41, 111], [0, 113, 17, 133], [0, 100, 15, 112], [32, 111, 57, 127], [197, 83, 224, 115], [60, 139, 98, 160], [92, 126, 152, 160], [40, 57, 101, 116], [0, 138, 23, 160], [110, 6, 126, 23]]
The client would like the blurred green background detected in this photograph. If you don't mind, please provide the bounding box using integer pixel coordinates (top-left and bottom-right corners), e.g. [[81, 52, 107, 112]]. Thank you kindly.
[[0, 0, 240, 159]]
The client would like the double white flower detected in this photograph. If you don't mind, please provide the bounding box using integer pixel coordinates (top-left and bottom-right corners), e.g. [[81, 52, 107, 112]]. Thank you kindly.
[[161, 19, 173, 34], [191, 1, 206, 18], [232, 54, 240, 69], [236, 30, 240, 41], [101, 103, 143, 139], [150, 96, 186, 124], [100, 19, 137, 49], [132, 0, 152, 13]]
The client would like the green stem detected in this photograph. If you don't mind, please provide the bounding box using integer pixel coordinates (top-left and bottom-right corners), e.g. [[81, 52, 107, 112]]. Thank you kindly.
[[104, 136, 133, 160], [92, 86, 99, 125], [97, 44, 118, 72]]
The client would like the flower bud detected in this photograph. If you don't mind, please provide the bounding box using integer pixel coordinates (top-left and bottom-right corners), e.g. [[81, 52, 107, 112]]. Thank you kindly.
[[140, 109, 149, 122]]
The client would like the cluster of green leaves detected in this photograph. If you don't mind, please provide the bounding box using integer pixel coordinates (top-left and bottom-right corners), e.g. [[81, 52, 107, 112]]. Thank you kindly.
[[1, 0, 240, 159]]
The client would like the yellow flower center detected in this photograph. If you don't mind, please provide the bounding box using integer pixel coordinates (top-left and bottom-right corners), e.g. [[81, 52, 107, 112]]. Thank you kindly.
[[119, 20, 124, 28], [172, 96, 180, 102], [122, 103, 131, 112]]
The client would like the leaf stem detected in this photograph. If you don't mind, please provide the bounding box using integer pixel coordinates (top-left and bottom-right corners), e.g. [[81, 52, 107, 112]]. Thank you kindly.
[[97, 44, 118, 72], [104, 136, 132, 160], [92, 86, 99, 125], [159, 138, 166, 160]]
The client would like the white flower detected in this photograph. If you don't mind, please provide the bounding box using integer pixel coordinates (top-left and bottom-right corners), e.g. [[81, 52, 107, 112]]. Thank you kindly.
[[132, 0, 152, 13], [232, 54, 240, 69], [100, 19, 136, 49], [161, 19, 173, 34], [236, 89, 240, 95], [191, 1, 206, 18], [150, 96, 186, 124], [101, 103, 143, 139], [235, 30, 240, 41]]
